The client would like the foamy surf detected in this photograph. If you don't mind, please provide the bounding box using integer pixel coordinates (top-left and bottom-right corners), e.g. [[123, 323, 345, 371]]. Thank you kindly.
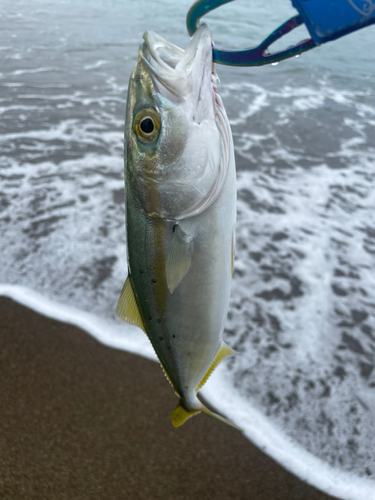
[[202, 373, 375, 500], [0, 284, 156, 361]]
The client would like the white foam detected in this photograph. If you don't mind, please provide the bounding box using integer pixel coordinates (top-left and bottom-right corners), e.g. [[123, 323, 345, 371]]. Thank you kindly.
[[0, 82, 24, 87], [0, 120, 123, 151], [0, 284, 156, 361], [202, 370, 375, 500], [84, 60, 109, 70], [10, 67, 58, 76]]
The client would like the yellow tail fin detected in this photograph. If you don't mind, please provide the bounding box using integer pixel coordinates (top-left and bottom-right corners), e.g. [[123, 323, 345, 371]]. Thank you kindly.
[[171, 401, 200, 428], [171, 399, 243, 431]]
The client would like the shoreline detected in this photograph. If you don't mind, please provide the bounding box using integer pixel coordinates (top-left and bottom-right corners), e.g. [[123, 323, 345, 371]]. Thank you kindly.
[[0, 297, 335, 499]]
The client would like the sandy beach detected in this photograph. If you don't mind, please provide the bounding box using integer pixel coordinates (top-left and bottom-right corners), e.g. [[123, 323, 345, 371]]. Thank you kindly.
[[0, 297, 337, 500]]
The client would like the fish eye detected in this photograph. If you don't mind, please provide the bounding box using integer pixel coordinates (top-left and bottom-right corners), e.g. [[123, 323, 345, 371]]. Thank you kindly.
[[140, 118, 154, 134], [134, 108, 160, 143]]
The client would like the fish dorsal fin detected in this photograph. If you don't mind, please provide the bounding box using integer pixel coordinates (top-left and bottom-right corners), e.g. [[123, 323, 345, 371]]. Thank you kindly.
[[116, 275, 146, 333], [197, 341, 234, 391], [166, 225, 194, 294], [171, 400, 201, 428]]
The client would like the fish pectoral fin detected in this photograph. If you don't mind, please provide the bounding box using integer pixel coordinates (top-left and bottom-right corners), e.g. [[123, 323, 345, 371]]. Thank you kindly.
[[171, 400, 201, 428], [116, 275, 146, 333], [166, 225, 194, 294], [197, 341, 234, 391]]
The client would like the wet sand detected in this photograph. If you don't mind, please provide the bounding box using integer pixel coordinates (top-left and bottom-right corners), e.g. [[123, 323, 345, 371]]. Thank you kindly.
[[0, 297, 336, 500]]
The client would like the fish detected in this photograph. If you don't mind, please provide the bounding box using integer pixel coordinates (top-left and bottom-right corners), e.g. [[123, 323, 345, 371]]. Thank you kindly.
[[116, 24, 239, 429]]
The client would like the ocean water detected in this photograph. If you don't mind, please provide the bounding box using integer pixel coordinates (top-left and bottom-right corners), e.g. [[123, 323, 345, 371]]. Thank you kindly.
[[1, 0, 375, 498]]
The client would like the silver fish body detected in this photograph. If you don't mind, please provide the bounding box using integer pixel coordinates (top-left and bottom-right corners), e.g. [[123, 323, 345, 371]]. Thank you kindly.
[[117, 25, 238, 427]]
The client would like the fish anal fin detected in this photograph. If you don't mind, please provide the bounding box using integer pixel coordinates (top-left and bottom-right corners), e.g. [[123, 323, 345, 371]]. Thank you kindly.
[[166, 225, 194, 294], [116, 275, 146, 333], [197, 341, 234, 391], [171, 400, 200, 428]]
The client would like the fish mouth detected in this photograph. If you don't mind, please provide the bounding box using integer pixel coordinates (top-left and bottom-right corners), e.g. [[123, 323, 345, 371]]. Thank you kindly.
[[140, 24, 215, 104]]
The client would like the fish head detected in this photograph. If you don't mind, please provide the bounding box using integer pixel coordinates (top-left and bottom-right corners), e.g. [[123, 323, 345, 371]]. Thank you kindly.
[[125, 24, 231, 220]]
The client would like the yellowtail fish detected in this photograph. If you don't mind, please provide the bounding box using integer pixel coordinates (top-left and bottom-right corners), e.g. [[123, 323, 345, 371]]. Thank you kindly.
[[117, 24, 239, 429]]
